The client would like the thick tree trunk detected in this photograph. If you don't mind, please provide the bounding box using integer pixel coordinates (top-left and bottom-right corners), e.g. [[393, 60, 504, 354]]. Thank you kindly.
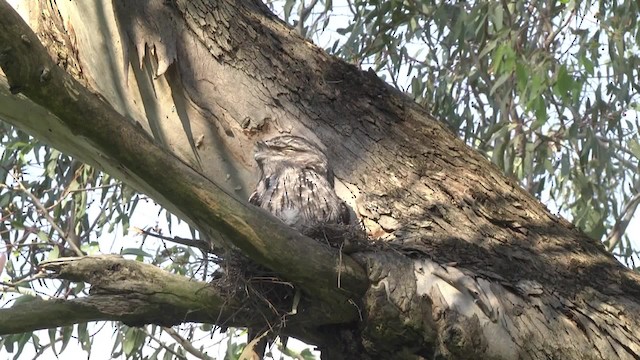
[[1, 0, 640, 359]]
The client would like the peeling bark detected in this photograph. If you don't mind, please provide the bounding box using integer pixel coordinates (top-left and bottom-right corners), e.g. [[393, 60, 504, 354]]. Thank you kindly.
[[1, 0, 640, 359]]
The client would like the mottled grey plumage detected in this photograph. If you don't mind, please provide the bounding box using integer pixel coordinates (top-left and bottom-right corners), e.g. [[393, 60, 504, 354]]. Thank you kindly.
[[247, 135, 349, 358], [249, 135, 349, 230]]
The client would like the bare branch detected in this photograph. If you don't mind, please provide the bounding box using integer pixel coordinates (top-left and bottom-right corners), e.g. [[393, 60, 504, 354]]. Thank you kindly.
[[132, 227, 214, 254], [606, 192, 640, 252], [162, 327, 214, 360]]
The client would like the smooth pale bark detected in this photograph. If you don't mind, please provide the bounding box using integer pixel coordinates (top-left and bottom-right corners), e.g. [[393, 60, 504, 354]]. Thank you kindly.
[[1, 0, 639, 359]]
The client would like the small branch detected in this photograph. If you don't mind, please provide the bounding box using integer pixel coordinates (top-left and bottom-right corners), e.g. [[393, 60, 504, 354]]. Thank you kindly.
[[162, 327, 214, 360], [67, 184, 118, 193], [0, 282, 51, 300], [132, 227, 213, 253], [297, 0, 320, 37], [143, 328, 189, 360], [1, 269, 49, 288], [0, 256, 248, 335], [0, 297, 109, 335], [606, 192, 640, 252]]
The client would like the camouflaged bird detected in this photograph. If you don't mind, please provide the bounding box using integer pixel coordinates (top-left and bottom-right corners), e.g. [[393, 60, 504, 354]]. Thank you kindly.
[[249, 135, 349, 230]]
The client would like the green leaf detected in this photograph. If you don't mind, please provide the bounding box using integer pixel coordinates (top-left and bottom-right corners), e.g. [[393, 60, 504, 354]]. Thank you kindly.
[[123, 327, 136, 355], [628, 138, 640, 160], [409, 17, 418, 32], [78, 322, 91, 352], [478, 39, 497, 60], [283, 0, 295, 22], [491, 3, 504, 31], [12, 295, 37, 305], [47, 245, 60, 261], [12, 332, 31, 360], [490, 73, 511, 96], [301, 348, 316, 360], [48, 328, 57, 356], [59, 326, 73, 353], [4, 336, 14, 353], [162, 344, 175, 360], [553, 65, 573, 99], [580, 54, 595, 75]]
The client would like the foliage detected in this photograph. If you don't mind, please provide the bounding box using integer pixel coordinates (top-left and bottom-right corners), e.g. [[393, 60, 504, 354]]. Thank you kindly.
[[0, 123, 213, 357]]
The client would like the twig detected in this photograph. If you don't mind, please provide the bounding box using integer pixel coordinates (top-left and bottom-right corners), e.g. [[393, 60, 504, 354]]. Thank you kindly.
[[142, 328, 189, 360], [606, 192, 640, 252], [132, 227, 213, 253], [162, 326, 214, 360], [1, 278, 51, 300]]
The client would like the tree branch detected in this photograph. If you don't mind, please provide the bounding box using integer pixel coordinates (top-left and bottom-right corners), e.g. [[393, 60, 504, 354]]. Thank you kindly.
[[133, 227, 214, 254], [0, 256, 353, 337], [606, 192, 640, 252], [162, 327, 214, 360], [0, 297, 111, 335]]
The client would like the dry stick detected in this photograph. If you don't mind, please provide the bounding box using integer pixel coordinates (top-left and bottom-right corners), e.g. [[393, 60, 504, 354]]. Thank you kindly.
[[132, 227, 213, 253], [162, 327, 214, 360], [607, 192, 640, 252]]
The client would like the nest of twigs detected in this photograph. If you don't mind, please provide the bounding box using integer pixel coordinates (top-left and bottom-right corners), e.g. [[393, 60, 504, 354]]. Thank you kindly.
[[209, 223, 371, 338], [211, 249, 294, 332]]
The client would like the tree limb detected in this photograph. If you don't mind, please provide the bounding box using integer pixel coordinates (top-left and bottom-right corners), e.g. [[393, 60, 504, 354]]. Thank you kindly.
[[0, 256, 354, 337]]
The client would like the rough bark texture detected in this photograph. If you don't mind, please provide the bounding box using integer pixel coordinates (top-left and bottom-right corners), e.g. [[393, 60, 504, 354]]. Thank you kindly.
[[0, 256, 344, 339], [1, 0, 640, 359]]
